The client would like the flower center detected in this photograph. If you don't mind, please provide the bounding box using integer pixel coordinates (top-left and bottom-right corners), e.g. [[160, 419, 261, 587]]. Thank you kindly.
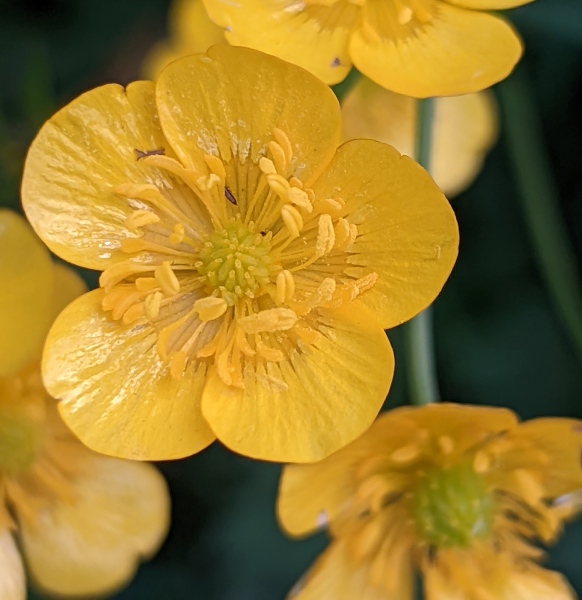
[[412, 462, 495, 548], [195, 219, 273, 305]]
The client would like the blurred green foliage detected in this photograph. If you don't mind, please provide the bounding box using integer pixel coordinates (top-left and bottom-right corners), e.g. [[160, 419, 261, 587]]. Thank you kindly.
[[2, 0, 582, 597]]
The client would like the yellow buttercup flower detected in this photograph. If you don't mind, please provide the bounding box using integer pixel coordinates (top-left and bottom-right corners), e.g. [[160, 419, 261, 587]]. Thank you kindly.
[[0, 210, 169, 599], [203, 0, 533, 97], [278, 403, 582, 599], [342, 78, 499, 197], [143, 0, 224, 79], [22, 46, 458, 463]]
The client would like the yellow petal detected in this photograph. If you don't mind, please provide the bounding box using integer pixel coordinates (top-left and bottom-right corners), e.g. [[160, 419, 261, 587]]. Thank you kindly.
[[311, 139, 458, 330], [203, 0, 355, 85], [155, 46, 341, 185], [201, 305, 393, 463], [499, 566, 576, 600], [0, 530, 25, 600], [42, 289, 215, 460], [350, 2, 523, 97], [143, 0, 225, 79], [19, 456, 169, 597], [445, 0, 534, 8], [22, 81, 173, 270], [0, 210, 53, 376], [50, 263, 87, 320], [512, 418, 582, 499], [341, 79, 498, 197], [288, 539, 412, 600]]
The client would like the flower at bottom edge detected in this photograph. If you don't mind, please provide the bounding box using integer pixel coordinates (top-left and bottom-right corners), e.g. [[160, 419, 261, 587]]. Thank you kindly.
[[277, 403, 582, 599], [0, 360, 170, 599], [22, 46, 458, 463]]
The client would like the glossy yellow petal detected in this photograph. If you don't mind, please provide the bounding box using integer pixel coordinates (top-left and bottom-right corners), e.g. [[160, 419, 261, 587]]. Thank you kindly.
[[0, 531, 25, 600], [50, 263, 87, 319], [311, 139, 458, 329], [203, 0, 355, 85], [42, 290, 215, 460], [143, 0, 225, 79], [0, 210, 53, 376], [22, 81, 174, 270], [289, 539, 413, 600], [350, 2, 523, 97], [445, 0, 534, 8], [201, 305, 393, 463], [341, 80, 498, 197], [499, 566, 575, 600], [155, 46, 341, 185], [512, 418, 582, 498], [19, 456, 169, 597]]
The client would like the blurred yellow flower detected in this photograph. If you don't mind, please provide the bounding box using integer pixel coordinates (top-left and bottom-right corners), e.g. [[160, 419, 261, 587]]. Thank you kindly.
[[0, 210, 170, 599], [202, 0, 533, 97], [342, 78, 499, 197], [278, 403, 582, 599], [143, 0, 224, 79], [22, 46, 458, 463]]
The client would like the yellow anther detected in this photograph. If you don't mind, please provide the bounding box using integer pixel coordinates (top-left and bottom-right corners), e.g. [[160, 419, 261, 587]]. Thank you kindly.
[[318, 198, 344, 215], [276, 270, 296, 305], [169, 223, 185, 245], [473, 451, 491, 474], [135, 277, 158, 292], [144, 291, 164, 320], [349, 223, 358, 245], [238, 308, 297, 334], [259, 156, 277, 175], [288, 187, 312, 213], [289, 177, 303, 189], [311, 278, 336, 306], [196, 173, 221, 191], [154, 261, 181, 296], [281, 204, 303, 239], [514, 469, 544, 504], [122, 303, 145, 324], [120, 238, 149, 253], [193, 296, 228, 322], [256, 338, 285, 362], [315, 214, 335, 257], [398, 6, 413, 24], [204, 154, 226, 182], [273, 128, 293, 163], [235, 328, 256, 356], [438, 435, 454, 455], [123, 209, 160, 231], [333, 218, 352, 251], [268, 141, 287, 174], [267, 173, 291, 198], [390, 444, 421, 463]]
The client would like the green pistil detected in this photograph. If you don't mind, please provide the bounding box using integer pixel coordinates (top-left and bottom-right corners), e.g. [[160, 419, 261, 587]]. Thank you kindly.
[[196, 219, 272, 305], [413, 463, 495, 548]]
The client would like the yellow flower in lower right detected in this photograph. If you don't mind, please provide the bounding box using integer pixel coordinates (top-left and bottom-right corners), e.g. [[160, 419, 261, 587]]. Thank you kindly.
[[278, 404, 582, 599]]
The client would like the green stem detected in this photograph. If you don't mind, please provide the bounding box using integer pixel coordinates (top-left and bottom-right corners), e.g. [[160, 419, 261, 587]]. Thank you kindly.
[[404, 97, 440, 406], [499, 68, 582, 364]]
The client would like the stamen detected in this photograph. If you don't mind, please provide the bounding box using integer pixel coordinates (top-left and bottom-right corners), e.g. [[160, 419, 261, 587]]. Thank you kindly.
[[193, 296, 228, 321], [391, 444, 421, 463], [276, 269, 296, 305], [288, 187, 313, 213], [281, 204, 303, 239], [124, 209, 160, 231], [238, 308, 297, 334], [259, 157, 277, 175], [268, 141, 287, 174], [144, 291, 164, 320], [155, 261, 181, 296], [169, 223, 185, 244], [273, 128, 293, 164], [315, 214, 335, 258]]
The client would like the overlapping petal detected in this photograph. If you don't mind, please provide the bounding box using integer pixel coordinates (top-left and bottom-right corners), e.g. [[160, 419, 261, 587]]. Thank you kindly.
[[0, 210, 53, 376], [0, 531, 25, 600], [43, 290, 215, 460], [19, 456, 169, 597], [445, 0, 534, 8], [155, 46, 341, 184], [202, 305, 393, 463], [350, 1, 523, 97], [22, 82, 174, 270], [203, 0, 355, 85], [311, 140, 458, 329]]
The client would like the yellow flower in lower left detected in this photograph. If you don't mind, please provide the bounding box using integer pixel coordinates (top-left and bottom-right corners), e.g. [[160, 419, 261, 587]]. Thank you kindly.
[[0, 210, 170, 599]]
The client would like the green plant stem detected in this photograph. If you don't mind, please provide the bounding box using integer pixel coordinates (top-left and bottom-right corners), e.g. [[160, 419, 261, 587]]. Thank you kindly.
[[404, 97, 440, 406], [499, 68, 582, 365]]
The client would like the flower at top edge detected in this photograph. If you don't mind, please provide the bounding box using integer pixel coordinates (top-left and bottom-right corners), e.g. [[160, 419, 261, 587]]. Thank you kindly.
[[278, 403, 582, 600], [143, 0, 224, 79], [22, 45, 458, 463], [0, 210, 170, 599], [342, 77, 499, 197], [202, 0, 534, 98]]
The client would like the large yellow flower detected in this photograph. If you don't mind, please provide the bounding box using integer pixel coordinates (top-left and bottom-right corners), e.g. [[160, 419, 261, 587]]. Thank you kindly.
[[203, 0, 533, 97], [278, 403, 582, 599], [22, 46, 458, 463], [0, 211, 169, 599], [342, 78, 499, 197]]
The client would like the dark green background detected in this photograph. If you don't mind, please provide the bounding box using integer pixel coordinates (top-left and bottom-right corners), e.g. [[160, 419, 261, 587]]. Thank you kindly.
[[1, 0, 581, 597]]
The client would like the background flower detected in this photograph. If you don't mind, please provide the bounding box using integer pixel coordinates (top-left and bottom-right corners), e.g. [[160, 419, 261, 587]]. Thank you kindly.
[[0, 210, 170, 599]]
